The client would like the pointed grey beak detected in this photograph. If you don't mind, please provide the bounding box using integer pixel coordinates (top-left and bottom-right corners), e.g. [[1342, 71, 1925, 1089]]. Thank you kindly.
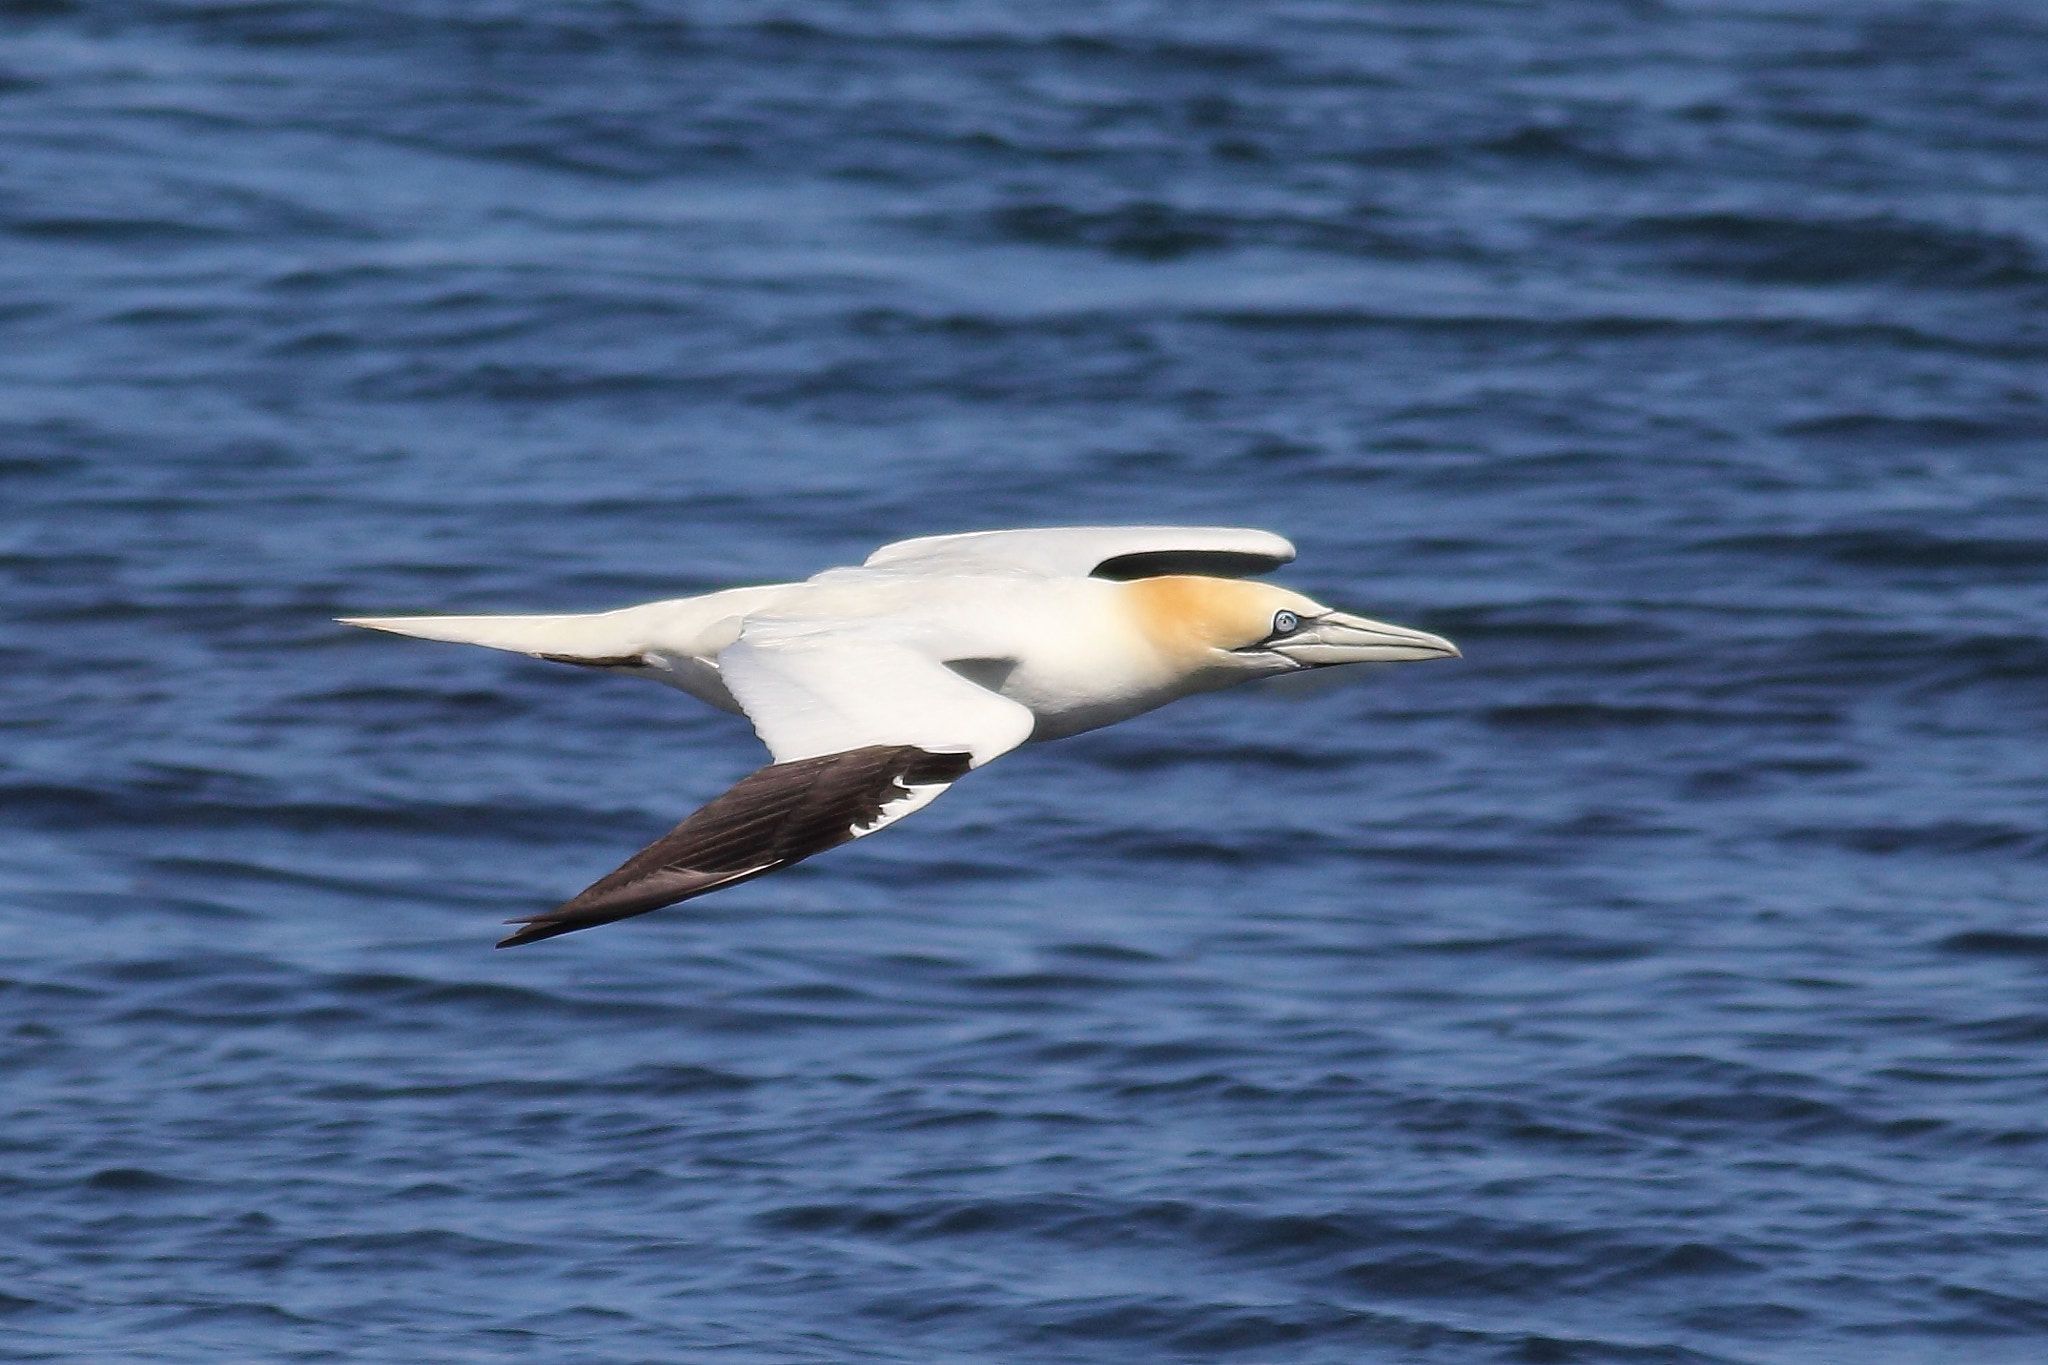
[[1268, 610, 1460, 666]]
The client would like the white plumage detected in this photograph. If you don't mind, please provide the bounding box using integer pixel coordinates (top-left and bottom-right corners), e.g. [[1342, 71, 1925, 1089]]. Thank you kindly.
[[341, 526, 1458, 945]]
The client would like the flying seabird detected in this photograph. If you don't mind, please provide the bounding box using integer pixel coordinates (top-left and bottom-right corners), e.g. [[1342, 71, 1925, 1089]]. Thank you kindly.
[[341, 526, 1458, 946]]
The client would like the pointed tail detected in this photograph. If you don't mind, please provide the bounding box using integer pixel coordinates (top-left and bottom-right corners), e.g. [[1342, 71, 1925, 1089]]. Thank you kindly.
[[338, 610, 657, 667]]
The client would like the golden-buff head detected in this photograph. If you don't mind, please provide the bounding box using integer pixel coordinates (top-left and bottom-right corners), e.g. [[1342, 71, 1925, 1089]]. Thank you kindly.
[[1123, 576, 1326, 666], [1122, 574, 1460, 679]]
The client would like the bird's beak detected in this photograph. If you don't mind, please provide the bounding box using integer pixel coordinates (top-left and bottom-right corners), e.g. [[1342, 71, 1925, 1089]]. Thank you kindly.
[[1266, 610, 1460, 666]]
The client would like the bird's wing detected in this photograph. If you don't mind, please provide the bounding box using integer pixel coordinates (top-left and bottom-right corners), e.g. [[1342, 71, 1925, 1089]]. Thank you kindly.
[[498, 743, 974, 946], [859, 526, 1295, 581], [499, 628, 1035, 946], [716, 626, 1037, 765]]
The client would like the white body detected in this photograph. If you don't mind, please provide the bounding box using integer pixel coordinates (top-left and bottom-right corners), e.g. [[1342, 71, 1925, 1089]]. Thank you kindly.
[[425, 575, 1234, 740], [341, 527, 1460, 946], [342, 526, 1456, 770]]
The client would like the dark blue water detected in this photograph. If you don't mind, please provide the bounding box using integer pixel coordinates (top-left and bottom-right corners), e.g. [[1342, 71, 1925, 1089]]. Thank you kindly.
[[4, 2, 2048, 1360]]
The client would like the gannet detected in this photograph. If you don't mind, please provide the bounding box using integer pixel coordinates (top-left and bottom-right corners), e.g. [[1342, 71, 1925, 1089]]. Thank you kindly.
[[341, 527, 1458, 946]]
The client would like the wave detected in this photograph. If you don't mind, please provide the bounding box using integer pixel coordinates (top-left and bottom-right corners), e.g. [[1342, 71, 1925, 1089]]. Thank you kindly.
[[1485, 703, 1842, 730], [1354, 118, 1648, 173], [1602, 213, 2045, 288], [963, 201, 1437, 264], [82, 1166, 204, 1195], [1786, 822, 2047, 858], [1183, 308, 2048, 356], [1705, 529, 2048, 572], [1941, 931, 2048, 958], [759, 1191, 1772, 1305], [0, 778, 640, 842], [307, 1061, 754, 1102], [1776, 412, 2048, 444]]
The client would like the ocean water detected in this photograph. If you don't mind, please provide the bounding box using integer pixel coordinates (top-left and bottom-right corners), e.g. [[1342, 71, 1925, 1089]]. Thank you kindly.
[[3, 1, 2047, 1361]]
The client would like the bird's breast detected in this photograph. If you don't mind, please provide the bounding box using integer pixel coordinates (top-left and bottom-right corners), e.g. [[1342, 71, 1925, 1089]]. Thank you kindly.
[[978, 584, 1194, 741]]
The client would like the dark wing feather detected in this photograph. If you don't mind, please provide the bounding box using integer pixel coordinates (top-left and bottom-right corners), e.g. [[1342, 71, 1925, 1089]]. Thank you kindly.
[[498, 745, 972, 947], [1088, 548, 1291, 580]]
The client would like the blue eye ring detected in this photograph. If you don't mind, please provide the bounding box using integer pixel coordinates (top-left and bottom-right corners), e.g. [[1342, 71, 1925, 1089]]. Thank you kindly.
[[1271, 610, 1301, 636]]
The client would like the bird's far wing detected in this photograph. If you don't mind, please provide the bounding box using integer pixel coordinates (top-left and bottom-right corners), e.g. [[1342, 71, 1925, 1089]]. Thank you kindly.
[[497, 630, 1036, 947], [860, 526, 1295, 581]]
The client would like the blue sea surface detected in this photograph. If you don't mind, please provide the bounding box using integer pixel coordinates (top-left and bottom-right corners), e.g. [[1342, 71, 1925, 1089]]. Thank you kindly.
[[3, 2, 2048, 1361]]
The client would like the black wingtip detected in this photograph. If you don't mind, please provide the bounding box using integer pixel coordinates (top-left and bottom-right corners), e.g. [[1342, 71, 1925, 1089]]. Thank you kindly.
[[496, 922, 547, 949], [490, 745, 975, 947], [496, 915, 563, 948], [495, 897, 662, 947]]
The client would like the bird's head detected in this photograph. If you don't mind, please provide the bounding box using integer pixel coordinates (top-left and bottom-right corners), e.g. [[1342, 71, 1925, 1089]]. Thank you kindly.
[[1125, 575, 1459, 684]]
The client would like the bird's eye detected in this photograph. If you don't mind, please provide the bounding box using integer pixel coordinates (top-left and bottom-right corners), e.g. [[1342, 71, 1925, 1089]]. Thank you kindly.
[[1271, 610, 1301, 636]]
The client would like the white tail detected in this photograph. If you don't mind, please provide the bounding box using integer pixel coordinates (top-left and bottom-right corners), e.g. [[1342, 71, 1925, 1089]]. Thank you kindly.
[[337, 583, 792, 665], [337, 611, 649, 663]]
